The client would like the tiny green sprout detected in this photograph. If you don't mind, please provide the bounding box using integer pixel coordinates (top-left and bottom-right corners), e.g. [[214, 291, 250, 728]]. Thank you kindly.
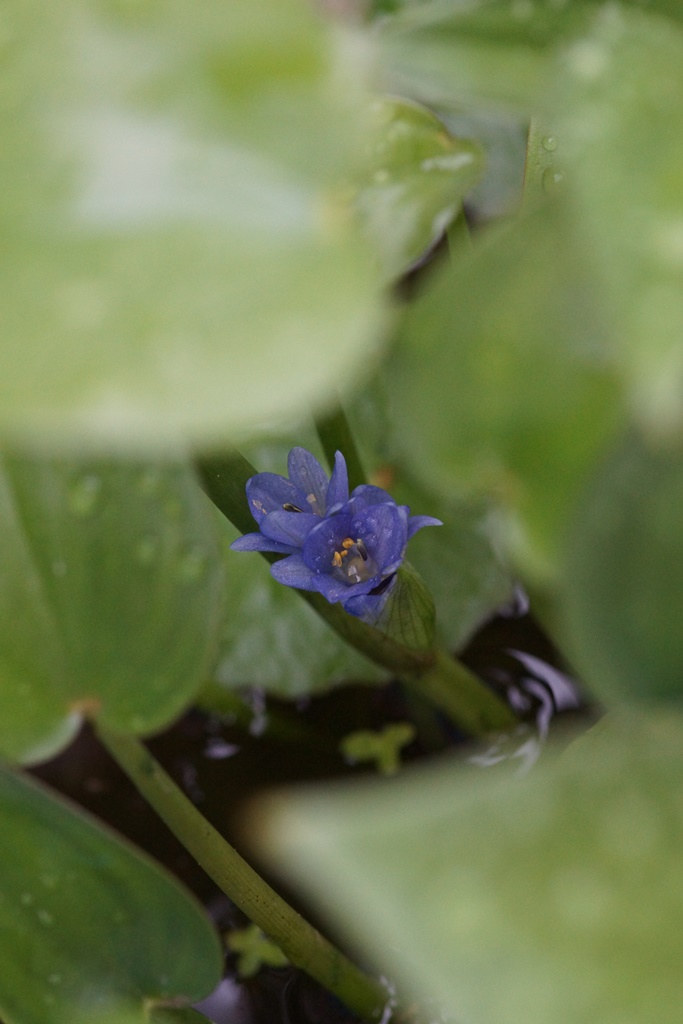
[[339, 722, 416, 776], [226, 923, 289, 978]]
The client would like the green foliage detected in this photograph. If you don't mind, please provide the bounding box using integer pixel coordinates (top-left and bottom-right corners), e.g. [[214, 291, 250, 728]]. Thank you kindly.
[[226, 924, 289, 979], [565, 435, 683, 703], [356, 96, 483, 278], [0, 455, 223, 764], [339, 722, 416, 775], [0, 765, 221, 1024], [266, 712, 683, 1024], [0, 0, 382, 451]]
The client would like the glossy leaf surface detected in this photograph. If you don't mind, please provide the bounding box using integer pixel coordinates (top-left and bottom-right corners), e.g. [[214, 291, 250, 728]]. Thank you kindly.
[[0, 0, 381, 451], [564, 434, 683, 703], [0, 455, 223, 764], [266, 713, 683, 1024], [0, 766, 221, 1024], [357, 97, 483, 278]]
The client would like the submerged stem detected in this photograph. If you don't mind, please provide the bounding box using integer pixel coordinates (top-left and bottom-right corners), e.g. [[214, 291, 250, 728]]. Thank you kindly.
[[97, 724, 390, 1023]]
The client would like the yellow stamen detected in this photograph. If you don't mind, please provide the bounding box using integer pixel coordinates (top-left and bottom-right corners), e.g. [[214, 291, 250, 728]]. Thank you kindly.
[[341, 537, 355, 549], [332, 551, 343, 568]]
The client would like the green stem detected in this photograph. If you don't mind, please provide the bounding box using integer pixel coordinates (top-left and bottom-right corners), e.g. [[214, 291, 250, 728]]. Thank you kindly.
[[97, 724, 390, 1023], [407, 650, 516, 735], [314, 395, 367, 491]]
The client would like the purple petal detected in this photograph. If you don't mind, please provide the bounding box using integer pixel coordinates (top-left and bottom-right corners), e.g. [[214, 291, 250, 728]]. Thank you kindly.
[[302, 514, 354, 574], [314, 572, 382, 604], [407, 515, 443, 539], [346, 484, 395, 513], [270, 554, 318, 591], [325, 451, 349, 514], [246, 474, 307, 525], [261, 510, 320, 548], [351, 503, 409, 576], [287, 447, 329, 516], [343, 577, 397, 621], [230, 532, 296, 555]]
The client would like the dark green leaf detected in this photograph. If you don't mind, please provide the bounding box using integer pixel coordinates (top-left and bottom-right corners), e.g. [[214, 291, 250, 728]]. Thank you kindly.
[[0, 766, 221, 1024], [564, 434, 683, 703], [0, 455, 223, 764]]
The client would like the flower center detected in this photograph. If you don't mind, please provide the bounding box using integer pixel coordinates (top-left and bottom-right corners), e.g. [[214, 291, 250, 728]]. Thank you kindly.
[[330, 536, 377, 585]]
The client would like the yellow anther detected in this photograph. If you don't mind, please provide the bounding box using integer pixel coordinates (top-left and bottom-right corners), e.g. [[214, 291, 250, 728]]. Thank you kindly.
[[341, 537, 355, 549], [332, 551, 343, 568]]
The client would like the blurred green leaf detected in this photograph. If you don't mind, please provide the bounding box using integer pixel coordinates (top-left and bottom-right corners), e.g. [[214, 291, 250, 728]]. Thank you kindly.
[[356, 96, 483, 278], [0, 455, 223, 764], [0, 766, 221, 1024], [388, 200, 624, 580], [377, 0, 593, 113], [265, 712, 683, 1024], [564, 433, 683, 703], [0, 0, 382, 451], [553, 5, 683, 441]]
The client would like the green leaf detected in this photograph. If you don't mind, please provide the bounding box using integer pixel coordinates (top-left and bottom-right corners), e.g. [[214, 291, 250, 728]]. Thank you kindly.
[[388, 199, 624, 581], [0, 0, 382, 451], [213, 521, 386, 700], [264, 712, 683, 1024], [359, 561, 436, 651], [0, 455, 223, 764], [553, 6, 683, 442], [0, 765, 222, 1024], [356, 96, 483, 279], [377, 0, 593, 113], [339, 722, 415, 775], [563, 433, 683, 704]]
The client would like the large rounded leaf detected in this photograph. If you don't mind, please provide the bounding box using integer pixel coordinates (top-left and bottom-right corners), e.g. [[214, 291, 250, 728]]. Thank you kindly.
[[0, 765, 221, 1024], [0, 0, 381, 451], [264, 712, 683, 1024], [563, 434, 683, 703], [0, 455, 223, 764], [389, 200, 623, 579]]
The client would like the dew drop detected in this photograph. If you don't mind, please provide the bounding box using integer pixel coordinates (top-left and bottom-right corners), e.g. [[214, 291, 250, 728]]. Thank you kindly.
[[68, 474, 102, 517], [40, 873, 58, 890], [135, 535, 159, 566], [541, 135, 558, 152], [542, 167, 565, 194], [20, 892, 34, 906], [37, 908, 54, 926], [47, 973, 62, 986], [138, 467, 163, 497]]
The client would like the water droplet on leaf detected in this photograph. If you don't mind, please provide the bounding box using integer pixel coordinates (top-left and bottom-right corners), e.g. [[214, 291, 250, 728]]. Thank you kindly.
[[541, 135, 558, 152], [68, 474, 102, 517], [542, 167, 565, 194]]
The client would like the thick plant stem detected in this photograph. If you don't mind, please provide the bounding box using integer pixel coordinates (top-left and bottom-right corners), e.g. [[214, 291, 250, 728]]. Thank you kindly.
[[97, 724, 390, 1023], [406, 650, 516, 735], [315, 395, 367, 491]]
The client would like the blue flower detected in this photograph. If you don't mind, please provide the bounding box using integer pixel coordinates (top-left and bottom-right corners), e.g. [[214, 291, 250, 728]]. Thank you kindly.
[[231, 447, 442, 618]]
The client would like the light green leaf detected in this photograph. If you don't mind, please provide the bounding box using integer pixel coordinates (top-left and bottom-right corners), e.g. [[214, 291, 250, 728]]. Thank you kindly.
[[356, 96, 483, 278], [0, 455, 223, 764], [554, 5, 683, 441], [0, 765, 222, 1024], [359, 561, 436, 651], [264, 712, 683, 1024], [0, 0, 382, 451], [563, 433, 683, 704], [377, 0, 592, 113], [388, 199, 624, 581]]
